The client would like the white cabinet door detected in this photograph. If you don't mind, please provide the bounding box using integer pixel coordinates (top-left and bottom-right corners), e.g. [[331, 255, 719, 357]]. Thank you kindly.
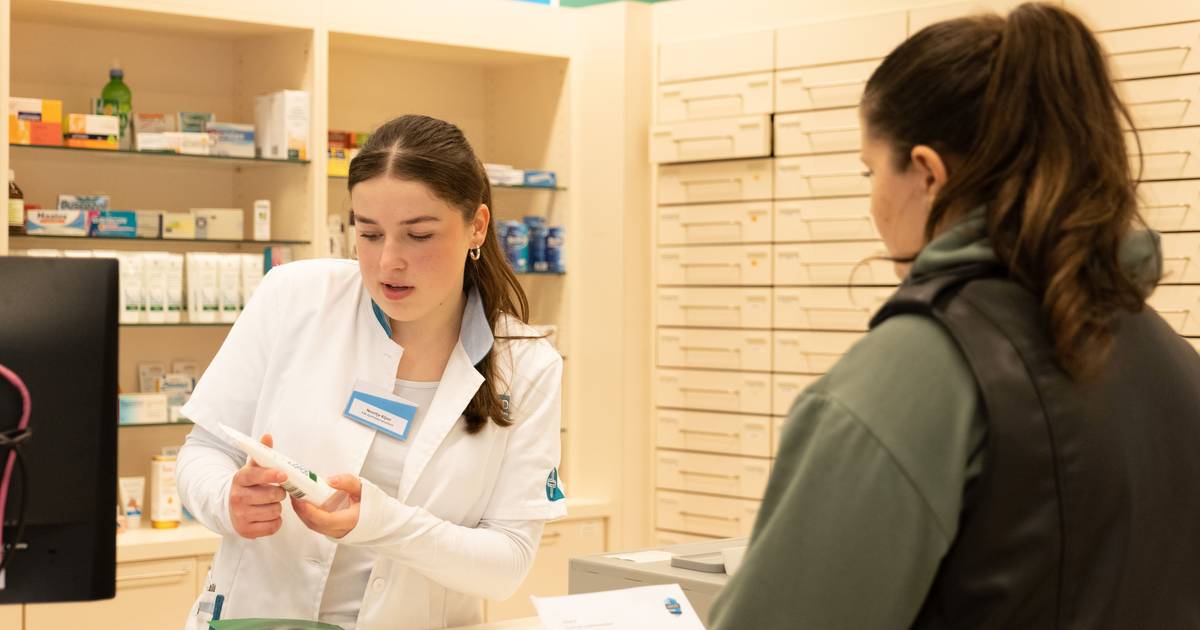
[[659, 159, 774, 205], [660, 30, 775, 83], [776, 11, 906, 69], [656, 409, 773, 457], [774, 197, 876, 242], [651, 115, 772, 164], [909, 1, 1034, 33], [774, 242, 898, 286], [774, 108, 862, 156], [0, 605, 21, 630], [657, 287, 773, 328], [1098, 22, 1200, 80], [1128, 126, 1200, 180], [776, 60, 880, 112], [657, 327, 772, 372], [656, 451, 771, 499], [656, 490, 761, 538], [775, 155, 871, 199], [26, 558, 197, 630], [1067, 0, 1200, 32], [1160, 233, 1200, 284], [658, 73, 774, 123], [486, 518, 607, 621], [656, 369, 773, 415], [773, 373, 818, 416], [1147, 286, 1200, 336], [657, 245, 773, 286], [1118, 74, 1200, 129], [1138, 180, 1200, 231], [1189, 337, 1200, 355], [773, 286, 894, 331], [658, 201, 773, 245], [774, 331, 865, 374]]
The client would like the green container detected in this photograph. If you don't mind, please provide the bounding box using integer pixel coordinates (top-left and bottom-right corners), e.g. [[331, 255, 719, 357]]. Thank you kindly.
[[100, 62, 132, 149]]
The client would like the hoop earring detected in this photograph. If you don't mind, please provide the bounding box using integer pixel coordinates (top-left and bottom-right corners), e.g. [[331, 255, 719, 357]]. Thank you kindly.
[[469, 247, 482, 261]]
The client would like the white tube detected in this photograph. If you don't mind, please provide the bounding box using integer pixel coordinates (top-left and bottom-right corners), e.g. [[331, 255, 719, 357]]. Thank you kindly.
[[218, 423, 343, 509]]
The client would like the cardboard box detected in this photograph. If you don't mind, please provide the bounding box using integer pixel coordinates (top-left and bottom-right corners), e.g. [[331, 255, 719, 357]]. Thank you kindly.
[[207, 122, 255, 158], [522, 170, 558, 188], [135, 132, 174, 153], [328, 148, 350, 177], [67, 113, 119, 137], [162, 212, 196, 239], [255, 90, 309, 160], [89, 210, 138, 238], [8, 97, 63, 146], [165, 132, 211, 156], [191, 208, 245, 240], [328, 130, 353, 149], [136, 210, 164, 239], [26, 209, 90, 236], [176, 112, 215, 133], [119, 393, 168, 425], [57, 195, 110, 213], [133, 113, 175, 134]]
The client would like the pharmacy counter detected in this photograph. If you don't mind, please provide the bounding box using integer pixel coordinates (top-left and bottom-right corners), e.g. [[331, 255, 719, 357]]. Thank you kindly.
[[117, 520, 221, 563], [453, 617, 543, 629]]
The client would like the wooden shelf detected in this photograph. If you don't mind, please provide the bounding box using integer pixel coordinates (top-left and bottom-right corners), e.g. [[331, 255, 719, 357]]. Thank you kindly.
[[10, 143, 310, 168], [119, 420, 193, 429], [11, 234, 309, 247], [328, 173, 565, 191]]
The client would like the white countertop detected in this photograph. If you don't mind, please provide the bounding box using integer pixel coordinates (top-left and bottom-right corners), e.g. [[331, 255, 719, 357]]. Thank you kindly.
[[117, 520, 222, 563]]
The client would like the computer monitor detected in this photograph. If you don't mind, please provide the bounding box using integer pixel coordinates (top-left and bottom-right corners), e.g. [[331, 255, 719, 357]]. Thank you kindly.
[[0, 256, 118, 604]]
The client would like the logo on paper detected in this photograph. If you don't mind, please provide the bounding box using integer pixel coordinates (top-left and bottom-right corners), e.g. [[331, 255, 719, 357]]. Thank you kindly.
[[664, 598, 682, 616], [545, 468, 565, 502]]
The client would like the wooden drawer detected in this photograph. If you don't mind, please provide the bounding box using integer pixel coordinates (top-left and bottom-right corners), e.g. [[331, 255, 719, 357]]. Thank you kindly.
[[774, 286, 893, 331], [1128, 126, 1200, 180], [488, 518, 607, 621], [776, 60, 879, 112], [658, 245, 773, 286], [909, 1, 1033, 33], [656, 368, 772, 415], [657, 287, 772, 328], [655, 530, 719, 547], [658, 72, 774, 123], [776, 154, 871, 199], [658, 201, 773, 245], [1119, 74, 1200, 129], [656, 409, 773, 457], [659, 159, 773, 205], [774, 107, 862, 156], [773, 374, 819, 416], [656, 450, 771, 499], [1161, 232, 1200, 284], [1098, 21, 1200, 80], [774, 331, 864, 374], [657, 327, 772, 371], [1068, 0, 1200, 32], [1189, 337, 1200, 354], [25, 557, 197, 630], [1147, 285, 1200, 336], [772, 416, 787, 456], [774, 241, 898, 286], [0, 606, 21, 630], [656, 490, 761, 538], [1138, 180, 1200, 231], [651, 115, 772, 164], [775, 197, 875, 242], [776, 11, 906, 69], [660, 30, 775, 83]]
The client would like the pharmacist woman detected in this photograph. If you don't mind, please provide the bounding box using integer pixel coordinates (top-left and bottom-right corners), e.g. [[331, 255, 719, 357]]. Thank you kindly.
[[176, 114, 566, 630]]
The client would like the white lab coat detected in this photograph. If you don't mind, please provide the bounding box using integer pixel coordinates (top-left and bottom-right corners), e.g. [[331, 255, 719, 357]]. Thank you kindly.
[[176, 259, 567, 629]]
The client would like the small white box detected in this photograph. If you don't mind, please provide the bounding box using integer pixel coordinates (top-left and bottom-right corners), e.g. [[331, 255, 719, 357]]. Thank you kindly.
[[142, 252, 170, 324], [218, 254, 242, 322], [119, 393, 168, 425], [255, 90, 310, 161], [191, 208, 245, 240], [163, 212, 196, 239], [117, 253, 145, 324], [187, 253, 220, 323], [166, 254, 184, 323], [253, 200, 271, 241], [240, 253, 264, 304]]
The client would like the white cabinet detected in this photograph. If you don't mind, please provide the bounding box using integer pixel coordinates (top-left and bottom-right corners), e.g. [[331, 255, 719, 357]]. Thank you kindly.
[[658, 73, 774, 123], [1147, 286, 1200, 336], [0, 606, 21, 629], [1138, 180, 1200, 231], [908, 1, 1033, 33], [772, 416, 787, 456], [775, 154, 871, 199], [773, 374, 818, 416], [25, 558, 198, 630], [658, 245, 773, 286], [1128, 126, 1200, 180], [486, 518, 607, 621], [656, 287, 773, 328], [1189, 337, 1200, 354], [775, 12, 907, 70], [774, 242, 898, 286], [1098, 22, 1200, 80], [774, 108, 863, 156], [656, 409, 773, 457], [656, 450, 771, 499], [773, 331, 865, 374], [658, 201, 773, 245], [657, 327, 772, 372], [1118, 74, 1200, 129], [659, 159, 774, 204], [773, 286, 893, 331], [660, 30, 775, 83], [774, 197, 876, 242], [656, 369, 773, 415], [776, 60, 880, 112], [1067, 0, 1200, 32], [651, 115, 772, 164], [1160, 233, 1200, 284], [656, 490, 761, 538]]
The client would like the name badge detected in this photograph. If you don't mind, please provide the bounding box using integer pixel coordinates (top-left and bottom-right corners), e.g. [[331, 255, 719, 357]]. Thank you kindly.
[[342, 379, 419, 441]]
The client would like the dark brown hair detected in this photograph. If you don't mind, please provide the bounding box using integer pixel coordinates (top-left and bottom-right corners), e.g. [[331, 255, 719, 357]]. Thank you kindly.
[[348, 114, 529, 433], [861, 2, 1148, 377]]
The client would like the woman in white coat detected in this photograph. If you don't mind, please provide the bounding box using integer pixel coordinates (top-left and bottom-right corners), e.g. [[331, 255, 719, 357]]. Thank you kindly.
[[176, 114, 567, 630]]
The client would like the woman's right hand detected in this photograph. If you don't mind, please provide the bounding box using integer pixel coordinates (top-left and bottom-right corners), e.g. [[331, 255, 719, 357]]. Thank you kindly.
[[229, 433, 288, 539]]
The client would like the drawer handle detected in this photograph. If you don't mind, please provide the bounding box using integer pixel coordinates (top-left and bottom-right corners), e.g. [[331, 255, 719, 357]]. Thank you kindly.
[[798, 169, 871, 179], [679, 262, 742, 268], [1143, 203, 1191, 211], [679, 428, 742, 438], [679, 219, 743, 227], [675, 134, 738, 143], [116, 569, 191, 584], [779, 77, 868, 90], [681, 178, 740, 186], [679, 345, 741, 353], [1127, 97, 1192, 108], [679, 511, 740, 522], [1140, 150, 1192, 158], [778, 123, 862, 135], [679, 470, 742, 480], [796, 305, 871, 314], [682, 93, 744, 103], [679, 386, 741, 395], [1110, 45, 1191, 58], [800, 216, 873, 225], [1156, 308, 1191, 316], [679, 304, 742, 311], [541, 532, 563, 541]]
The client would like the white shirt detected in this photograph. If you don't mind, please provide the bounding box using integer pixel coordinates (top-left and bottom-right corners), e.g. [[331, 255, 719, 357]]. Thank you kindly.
[[176, 259, 565, 630]]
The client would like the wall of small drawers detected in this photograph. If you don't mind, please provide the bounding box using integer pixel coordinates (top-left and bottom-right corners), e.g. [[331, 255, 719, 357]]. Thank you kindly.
[[651, 0, 1200, 543]]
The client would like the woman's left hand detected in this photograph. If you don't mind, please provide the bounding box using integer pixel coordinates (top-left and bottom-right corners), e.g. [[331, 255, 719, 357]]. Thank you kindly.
[[292, 474, 363, 539]]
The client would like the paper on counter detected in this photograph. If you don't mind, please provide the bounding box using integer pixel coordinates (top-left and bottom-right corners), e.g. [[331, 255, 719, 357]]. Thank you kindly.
[[533, 583, 706, 630], [606, 550, 674, 564]]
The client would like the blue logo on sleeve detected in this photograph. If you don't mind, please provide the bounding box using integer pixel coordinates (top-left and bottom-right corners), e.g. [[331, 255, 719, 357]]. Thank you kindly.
[[545, 468, 566, 502], [664, 597, 682, 615]]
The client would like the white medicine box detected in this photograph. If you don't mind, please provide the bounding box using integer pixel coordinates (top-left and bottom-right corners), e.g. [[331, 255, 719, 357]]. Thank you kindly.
[[255, 90, 310, 161]]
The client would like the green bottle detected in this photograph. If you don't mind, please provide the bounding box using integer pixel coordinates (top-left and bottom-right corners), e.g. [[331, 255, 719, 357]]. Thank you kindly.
[[101, 60, 132, 150]]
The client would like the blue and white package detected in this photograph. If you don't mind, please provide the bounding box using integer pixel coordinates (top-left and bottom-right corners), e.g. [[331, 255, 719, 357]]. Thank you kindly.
[[90, 210, 138, 238], [547, 226, 565, 273], [522, 170, 557, 188], [525, 216, 548, 273], [501, 221, 530, 273], [26, 209, 90, 236]]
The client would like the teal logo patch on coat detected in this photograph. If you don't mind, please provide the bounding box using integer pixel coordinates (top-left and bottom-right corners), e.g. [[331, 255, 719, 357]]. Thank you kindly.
[[545, 468, 565, 502], [499, 394, 512, 422]]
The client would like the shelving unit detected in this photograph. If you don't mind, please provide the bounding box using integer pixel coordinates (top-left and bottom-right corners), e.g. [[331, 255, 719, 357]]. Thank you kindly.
[[10, 143, 310, 166]]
